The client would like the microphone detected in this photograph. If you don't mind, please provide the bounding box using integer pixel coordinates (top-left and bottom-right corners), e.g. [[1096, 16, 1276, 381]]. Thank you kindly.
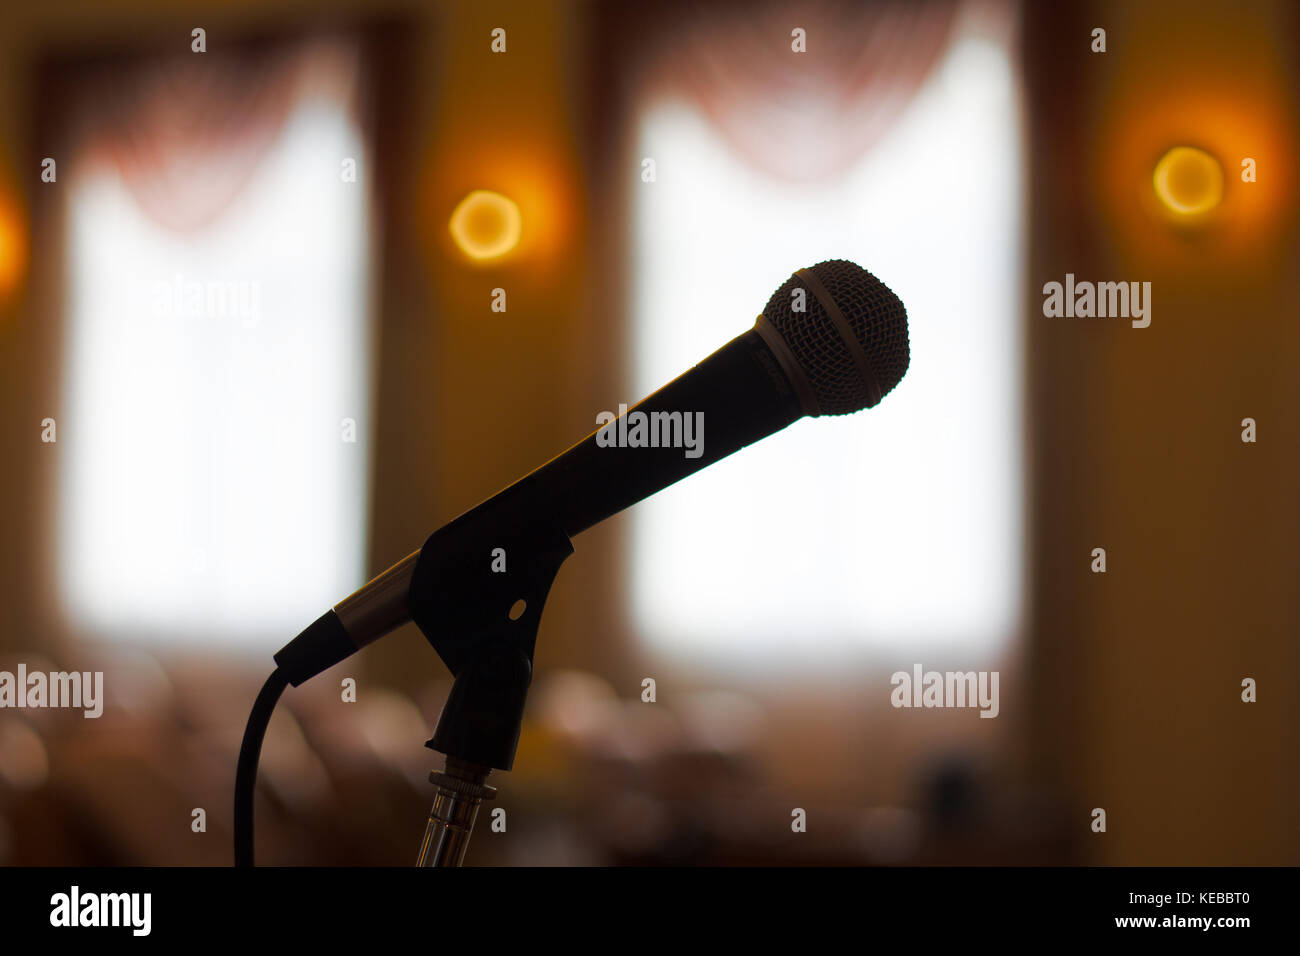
[[273, 259, 909, 686]]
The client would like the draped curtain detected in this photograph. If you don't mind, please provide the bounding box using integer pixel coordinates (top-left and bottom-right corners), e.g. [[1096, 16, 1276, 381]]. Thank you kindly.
[[642, 0, 961, 182], [66, 36, 360, 233]]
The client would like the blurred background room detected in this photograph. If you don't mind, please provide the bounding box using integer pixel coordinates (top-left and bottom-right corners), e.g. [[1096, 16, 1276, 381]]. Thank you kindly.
[[0, 0, 1296, 866]]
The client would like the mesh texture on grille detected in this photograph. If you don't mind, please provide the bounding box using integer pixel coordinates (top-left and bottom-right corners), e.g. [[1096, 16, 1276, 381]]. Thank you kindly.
[[763, 259, 910, 415]]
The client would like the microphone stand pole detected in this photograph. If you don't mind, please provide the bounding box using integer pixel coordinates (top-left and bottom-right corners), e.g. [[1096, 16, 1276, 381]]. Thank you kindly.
[[416, 757, 496, 867], [406, 511, 573, 867]]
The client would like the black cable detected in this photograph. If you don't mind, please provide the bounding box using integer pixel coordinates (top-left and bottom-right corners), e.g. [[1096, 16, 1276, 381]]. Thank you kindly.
[[235, 668, 289, 867]]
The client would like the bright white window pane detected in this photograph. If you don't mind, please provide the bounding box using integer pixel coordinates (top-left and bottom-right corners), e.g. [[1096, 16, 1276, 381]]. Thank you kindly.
[[631, 32, 1023, 666], [58, 96, 372, 647]]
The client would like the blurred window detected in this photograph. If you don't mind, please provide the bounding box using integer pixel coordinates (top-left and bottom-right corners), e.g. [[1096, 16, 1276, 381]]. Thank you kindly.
[[57, 40, 373, 647], [629, 11, 1024, 665]]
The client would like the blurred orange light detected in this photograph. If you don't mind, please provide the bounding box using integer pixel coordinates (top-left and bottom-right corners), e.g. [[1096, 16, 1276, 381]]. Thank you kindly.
[[449, 189, 522, 261], [0, 191, 27, 301], [1153, 146, 1223, 216]]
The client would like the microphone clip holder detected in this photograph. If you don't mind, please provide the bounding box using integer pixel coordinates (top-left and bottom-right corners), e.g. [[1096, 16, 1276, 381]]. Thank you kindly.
[[407, 505, 573, 865]]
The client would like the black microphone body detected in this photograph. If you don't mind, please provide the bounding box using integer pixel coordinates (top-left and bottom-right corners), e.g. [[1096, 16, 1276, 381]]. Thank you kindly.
[[495, 326, 802, 539], [273, 260, 909, 686]]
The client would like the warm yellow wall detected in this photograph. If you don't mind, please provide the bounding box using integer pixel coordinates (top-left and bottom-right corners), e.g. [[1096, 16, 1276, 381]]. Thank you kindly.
[[1025, 0, 1300, 864]]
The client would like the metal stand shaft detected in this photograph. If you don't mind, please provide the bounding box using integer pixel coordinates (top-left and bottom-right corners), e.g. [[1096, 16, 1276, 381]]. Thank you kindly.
[[416, 757, 496, 867]]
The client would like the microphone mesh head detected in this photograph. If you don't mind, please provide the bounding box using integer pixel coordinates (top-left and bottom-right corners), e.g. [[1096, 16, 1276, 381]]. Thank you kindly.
[[763, 259, 910, 415]]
